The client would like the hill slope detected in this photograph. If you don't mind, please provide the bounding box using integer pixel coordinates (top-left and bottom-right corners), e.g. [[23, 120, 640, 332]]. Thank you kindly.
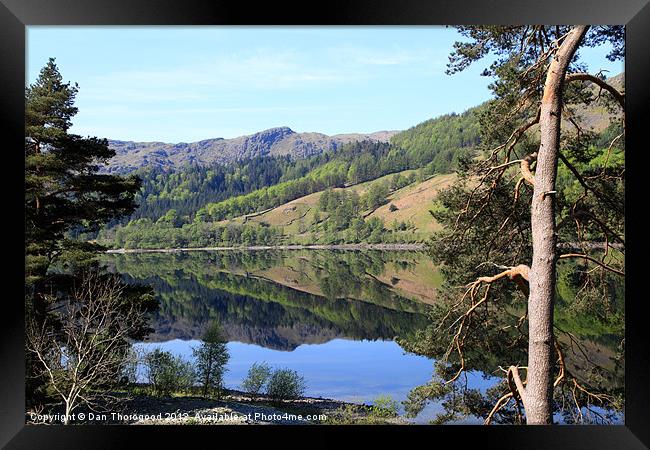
[[239, 171, 456, 243]]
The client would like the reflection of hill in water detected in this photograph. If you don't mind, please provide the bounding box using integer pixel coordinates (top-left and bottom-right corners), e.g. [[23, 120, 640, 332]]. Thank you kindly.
[[152, 314, 341, 351], [105, 251, 434, 351]]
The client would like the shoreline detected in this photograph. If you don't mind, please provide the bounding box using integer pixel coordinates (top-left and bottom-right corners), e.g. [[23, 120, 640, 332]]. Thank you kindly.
[[29, 388, 409, 425], [104, 241, 620, 255], [105, 243, 428, 254]]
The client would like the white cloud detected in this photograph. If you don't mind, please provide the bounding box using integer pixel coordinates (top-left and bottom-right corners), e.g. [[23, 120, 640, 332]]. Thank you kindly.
[[329, 44, 443, 68], [79, 49, 357, 105], [77, 104, 353, 117], [75, 44, 448, 109]]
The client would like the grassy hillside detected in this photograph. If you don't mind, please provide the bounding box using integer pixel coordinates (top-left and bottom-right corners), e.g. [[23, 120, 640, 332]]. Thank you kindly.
[[367, 173, 456, 233], [241, 171, 415, 228], [230, 171, 455, 244]]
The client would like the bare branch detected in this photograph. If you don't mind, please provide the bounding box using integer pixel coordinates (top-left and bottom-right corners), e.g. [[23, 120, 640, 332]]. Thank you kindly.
[[565, 73, 625, 109], [557, 253, 625, 276], [507, 365, 527, 402], [26, 271, 147, 424], [484, 391, 514, 425]]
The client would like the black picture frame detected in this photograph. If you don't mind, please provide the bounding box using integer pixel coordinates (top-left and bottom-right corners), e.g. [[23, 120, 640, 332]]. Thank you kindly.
[[2, 1, 649, 448]]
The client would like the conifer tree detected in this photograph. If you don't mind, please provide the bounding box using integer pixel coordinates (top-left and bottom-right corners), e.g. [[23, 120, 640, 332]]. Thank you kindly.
[[26, 58, 141, 288], [25, 58, 155, 410]]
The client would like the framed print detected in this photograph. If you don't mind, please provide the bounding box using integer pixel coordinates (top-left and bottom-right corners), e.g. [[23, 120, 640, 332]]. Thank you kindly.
[[2, 0, 649, 448]]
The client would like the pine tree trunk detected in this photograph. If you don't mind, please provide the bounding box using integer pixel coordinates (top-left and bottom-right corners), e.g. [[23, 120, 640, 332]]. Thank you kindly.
[[524, 25, 588, 424]]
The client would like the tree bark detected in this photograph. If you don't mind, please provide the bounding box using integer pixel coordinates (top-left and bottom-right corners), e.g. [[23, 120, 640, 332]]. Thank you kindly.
[[524, 25, 589, 425], [204, 356, 212, 397], [64, 400, 72, 425]]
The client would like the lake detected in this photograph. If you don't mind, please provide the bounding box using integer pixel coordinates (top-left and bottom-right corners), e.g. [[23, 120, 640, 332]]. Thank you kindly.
[[102, 249, 622, 424]]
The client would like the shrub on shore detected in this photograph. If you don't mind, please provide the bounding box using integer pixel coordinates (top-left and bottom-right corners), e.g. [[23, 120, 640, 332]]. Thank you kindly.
[[143, 349, 195, 396], [241, 362, 272, 396], [370, 395, 399, 418], [266, 368, 306, 403]]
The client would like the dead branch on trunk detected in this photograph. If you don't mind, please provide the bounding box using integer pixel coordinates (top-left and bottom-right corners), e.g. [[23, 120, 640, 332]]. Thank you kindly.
[[520, 152, 537, 186], [557, 253, 625, 276], [444, 264, 531, 384], [564, 73, 625, 109], [484, 391, 515, 425], [508, 365, 527, 404]]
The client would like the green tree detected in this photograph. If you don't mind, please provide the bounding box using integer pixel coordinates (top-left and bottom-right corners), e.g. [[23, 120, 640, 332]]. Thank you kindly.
[[241, 362, 272, 396], [366, 217, 385, 243], [364, 181, 389, 210], [371, 395, 399, 418], [266, 368, 306, 403], [143, 349, 195, 397], [192, 321, 230, 397], [390, 173, 404, 191], [25, 58, 141, 286], [156, 209, 181, 227]]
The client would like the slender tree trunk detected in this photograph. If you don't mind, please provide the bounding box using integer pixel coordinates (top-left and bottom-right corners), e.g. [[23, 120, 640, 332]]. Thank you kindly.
[[203, 356, 212, 397], [524, 25, 588, 424], [64, 401, 72, 425]]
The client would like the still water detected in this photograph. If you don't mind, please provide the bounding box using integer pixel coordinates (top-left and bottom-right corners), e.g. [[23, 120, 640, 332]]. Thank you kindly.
[[103, 249, 621, 424]]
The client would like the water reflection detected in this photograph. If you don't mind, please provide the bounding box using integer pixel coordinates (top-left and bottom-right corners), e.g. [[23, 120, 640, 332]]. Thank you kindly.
[[104, 250, 442, 419], [103, 250, 623, 424], [104, 250, 437, 349]]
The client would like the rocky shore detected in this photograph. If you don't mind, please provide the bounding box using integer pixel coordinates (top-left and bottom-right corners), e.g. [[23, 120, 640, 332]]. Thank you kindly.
[[30, 389, 409, 425]]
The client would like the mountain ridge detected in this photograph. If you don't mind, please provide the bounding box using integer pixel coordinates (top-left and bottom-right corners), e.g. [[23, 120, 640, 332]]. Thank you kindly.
[[106, 127, 400, 173]]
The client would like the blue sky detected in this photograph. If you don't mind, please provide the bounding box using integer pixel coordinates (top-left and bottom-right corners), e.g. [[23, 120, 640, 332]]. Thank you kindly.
[[27, 27, 624, 143]]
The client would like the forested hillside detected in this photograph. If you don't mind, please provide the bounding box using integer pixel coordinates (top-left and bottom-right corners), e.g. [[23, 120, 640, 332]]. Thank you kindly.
[[96, 73, 623, 250], [137, 106, 482, 222], [129, 154, 327, 221], [97, 107, 484, 248], [390, 107, 482, 171]]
